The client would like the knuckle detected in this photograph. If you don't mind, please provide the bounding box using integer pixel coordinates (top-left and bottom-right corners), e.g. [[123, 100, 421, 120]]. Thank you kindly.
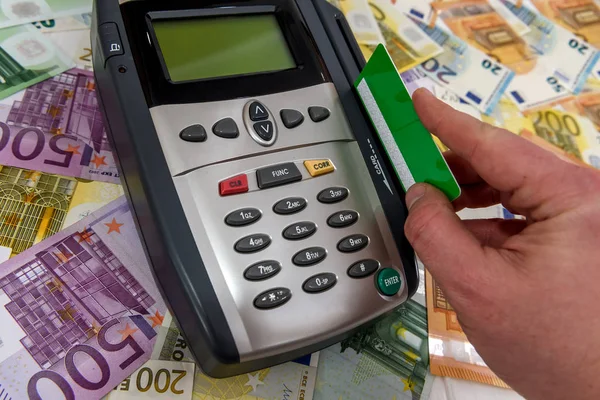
[[405, 201, 447, 251]]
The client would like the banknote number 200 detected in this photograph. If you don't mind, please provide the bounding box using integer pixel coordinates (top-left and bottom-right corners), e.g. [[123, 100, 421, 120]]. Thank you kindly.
[[26, 319, 151, 400]]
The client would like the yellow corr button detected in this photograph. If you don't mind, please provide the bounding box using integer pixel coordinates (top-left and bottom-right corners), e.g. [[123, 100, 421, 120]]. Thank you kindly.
[[304, 159, 335, 177]]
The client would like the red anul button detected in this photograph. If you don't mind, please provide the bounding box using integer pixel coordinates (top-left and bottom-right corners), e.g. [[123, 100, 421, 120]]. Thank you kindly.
[[219, 174, 249, 196]]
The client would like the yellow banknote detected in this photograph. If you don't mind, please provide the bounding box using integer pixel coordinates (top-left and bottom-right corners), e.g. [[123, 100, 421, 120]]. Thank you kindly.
[[426, 270, 511, 388], [529, 0, 600, 48], [330, 0, 385, 44], [366, 0, 444, 72], [485, 97, 598, 165], [0, 165, 122, 257]]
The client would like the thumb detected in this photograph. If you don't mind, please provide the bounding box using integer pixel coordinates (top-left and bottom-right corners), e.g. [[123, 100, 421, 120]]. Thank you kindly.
[[404, 183, 487, 290]]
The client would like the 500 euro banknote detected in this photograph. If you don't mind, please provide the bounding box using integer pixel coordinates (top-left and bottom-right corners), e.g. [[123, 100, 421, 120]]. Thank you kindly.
[[0, 196, 167, 399], [0, 68, 120, 184]]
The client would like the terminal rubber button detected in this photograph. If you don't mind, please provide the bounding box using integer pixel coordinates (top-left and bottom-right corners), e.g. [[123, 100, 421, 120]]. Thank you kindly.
[[213, 118, 239, 139], [256, 162, 302, 189], [249, 101, 269, 121], [308, 106, 330, 122], [280, 109, 304, 129], [376, 268, 402, 296], [317, 187, 348, 204], [253, 121, 274, 141], [304, 159, 334, 177], [254, 288, 291, 309], [219, 174, 248, 196], [303, 272, 337, 293], [348, 259, 379, 278], [180, 124, 207, 142]]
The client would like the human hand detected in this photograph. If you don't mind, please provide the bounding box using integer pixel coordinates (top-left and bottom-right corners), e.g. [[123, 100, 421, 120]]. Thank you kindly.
[[406, 89, 600, 400]]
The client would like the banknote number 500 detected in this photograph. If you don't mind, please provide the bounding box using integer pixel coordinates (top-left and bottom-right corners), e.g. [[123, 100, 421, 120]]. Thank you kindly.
[[0, 122, 96, 168], [26, 319, 154, 399]]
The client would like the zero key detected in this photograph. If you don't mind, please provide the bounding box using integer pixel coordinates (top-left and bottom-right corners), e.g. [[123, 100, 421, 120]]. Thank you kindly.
[[256, 162, 302, 189]]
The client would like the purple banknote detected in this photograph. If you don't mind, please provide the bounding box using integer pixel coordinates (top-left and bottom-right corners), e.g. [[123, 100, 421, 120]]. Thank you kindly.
[[0, 68, 120, 184], [0, 196, 166, 399]]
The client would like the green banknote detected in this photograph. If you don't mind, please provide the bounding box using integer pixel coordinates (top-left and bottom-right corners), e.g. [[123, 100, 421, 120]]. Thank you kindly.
[[0, 0, 91, 29], [314, 262, 434, 400], [0, 23, 73, 99]]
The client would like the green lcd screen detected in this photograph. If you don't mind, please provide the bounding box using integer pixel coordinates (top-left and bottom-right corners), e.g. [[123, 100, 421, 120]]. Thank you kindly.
[[152, 14, 296, 82]]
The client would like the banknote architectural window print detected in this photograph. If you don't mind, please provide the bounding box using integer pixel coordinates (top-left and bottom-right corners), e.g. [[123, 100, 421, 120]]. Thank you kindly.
[[6, 69, 108, 152], [0, 227, 155, 368], [0, 166, 76, 255]]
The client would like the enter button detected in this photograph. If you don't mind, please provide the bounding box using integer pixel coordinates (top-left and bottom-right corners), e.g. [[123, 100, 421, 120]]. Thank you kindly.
[[376, 268, 402, 296], [304, 159, 334, 177]]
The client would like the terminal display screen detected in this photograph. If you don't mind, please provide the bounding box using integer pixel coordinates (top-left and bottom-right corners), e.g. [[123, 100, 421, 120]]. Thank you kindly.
[[152, 14, 296, 82]]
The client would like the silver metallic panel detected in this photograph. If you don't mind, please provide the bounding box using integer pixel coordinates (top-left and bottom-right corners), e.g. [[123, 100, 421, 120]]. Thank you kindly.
[[172, 142, 408, 361], [150, 83, 354, 176]]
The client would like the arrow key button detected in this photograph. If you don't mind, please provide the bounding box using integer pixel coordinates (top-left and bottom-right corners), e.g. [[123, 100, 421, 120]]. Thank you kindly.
[[253, 121, 274, 141]]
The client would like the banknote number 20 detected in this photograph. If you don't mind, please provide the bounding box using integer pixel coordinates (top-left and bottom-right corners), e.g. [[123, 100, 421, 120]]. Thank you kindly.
[[26, 319, 151, 399], [568, 39, 588, 55], [420, 58, 457, 84], [481, 59, 502, 75]]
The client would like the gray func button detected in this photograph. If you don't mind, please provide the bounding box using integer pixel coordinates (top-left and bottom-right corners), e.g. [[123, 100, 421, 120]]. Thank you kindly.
[[256, 162, 302, 189]]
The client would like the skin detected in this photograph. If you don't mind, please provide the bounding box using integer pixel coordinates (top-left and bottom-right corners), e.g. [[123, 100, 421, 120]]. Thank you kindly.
[[404, 89, 600, 400]]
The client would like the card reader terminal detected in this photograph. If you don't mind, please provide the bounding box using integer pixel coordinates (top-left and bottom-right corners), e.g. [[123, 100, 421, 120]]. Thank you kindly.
[[92, 0, 417, 377]]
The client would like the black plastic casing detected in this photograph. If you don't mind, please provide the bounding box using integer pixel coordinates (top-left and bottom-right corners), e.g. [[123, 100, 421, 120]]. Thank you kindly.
[[92, 0, 417, 378]]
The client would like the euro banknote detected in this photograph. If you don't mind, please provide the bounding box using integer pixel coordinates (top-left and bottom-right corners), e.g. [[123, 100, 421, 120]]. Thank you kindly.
[[106, 359, 196, 400], [0, 0, 92, 29], [405, 15, 515, 114], [330, 0, 385, 45], [427, 206, 515, 389], [0, 196, 168, 399], [362, 0, 443, 72], [430, 0, 577, 111], [0, 23, 74, 99], [0, 68, 120, 183], [516, 0, 600, 49], [389, 0, 436, 24], [0, 164, 123, 257], [314, 260, 435, 400], [150, 311, 318, 400], [499, 0, 599, 93], [44, 27, 92, 70], [32, 12, 92, 32]]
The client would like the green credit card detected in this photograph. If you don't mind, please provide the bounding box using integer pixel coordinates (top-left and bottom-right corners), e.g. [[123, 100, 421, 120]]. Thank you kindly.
[[354, 44, 461, 201]]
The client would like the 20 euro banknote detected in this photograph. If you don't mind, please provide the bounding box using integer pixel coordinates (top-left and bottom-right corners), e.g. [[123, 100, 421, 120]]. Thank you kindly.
[[0, 195, 167, 399], [405, 15, 514, 114]]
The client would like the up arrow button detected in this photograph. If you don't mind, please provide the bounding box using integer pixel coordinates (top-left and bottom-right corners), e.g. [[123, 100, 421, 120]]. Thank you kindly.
[[249, 101, 269, 121]]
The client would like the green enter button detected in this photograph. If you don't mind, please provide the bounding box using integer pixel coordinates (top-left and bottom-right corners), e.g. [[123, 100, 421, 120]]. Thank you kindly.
[[376, 268, 402, 296]]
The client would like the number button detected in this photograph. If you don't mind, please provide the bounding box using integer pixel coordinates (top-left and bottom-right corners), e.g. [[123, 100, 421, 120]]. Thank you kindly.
[[327, 210, 358, 228], [273, 197, 307, 215], [234, 234, 271, 253], [317, 187, 349, 204], [337, 234, 369, 253], [292, 246, 326, 266], [225, 208, 261, 227], [303, 272, 337, 293], [244, 260, 281, 281], [282, 221, 317, 240]]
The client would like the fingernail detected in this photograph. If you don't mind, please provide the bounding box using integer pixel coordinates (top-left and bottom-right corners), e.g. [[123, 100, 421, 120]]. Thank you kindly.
[[414, 88, 434, 98], [406, 184, 427, 210]]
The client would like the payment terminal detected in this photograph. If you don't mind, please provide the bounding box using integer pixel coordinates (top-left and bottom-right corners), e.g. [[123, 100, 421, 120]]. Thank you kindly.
[[92, 0, 418, 377]]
